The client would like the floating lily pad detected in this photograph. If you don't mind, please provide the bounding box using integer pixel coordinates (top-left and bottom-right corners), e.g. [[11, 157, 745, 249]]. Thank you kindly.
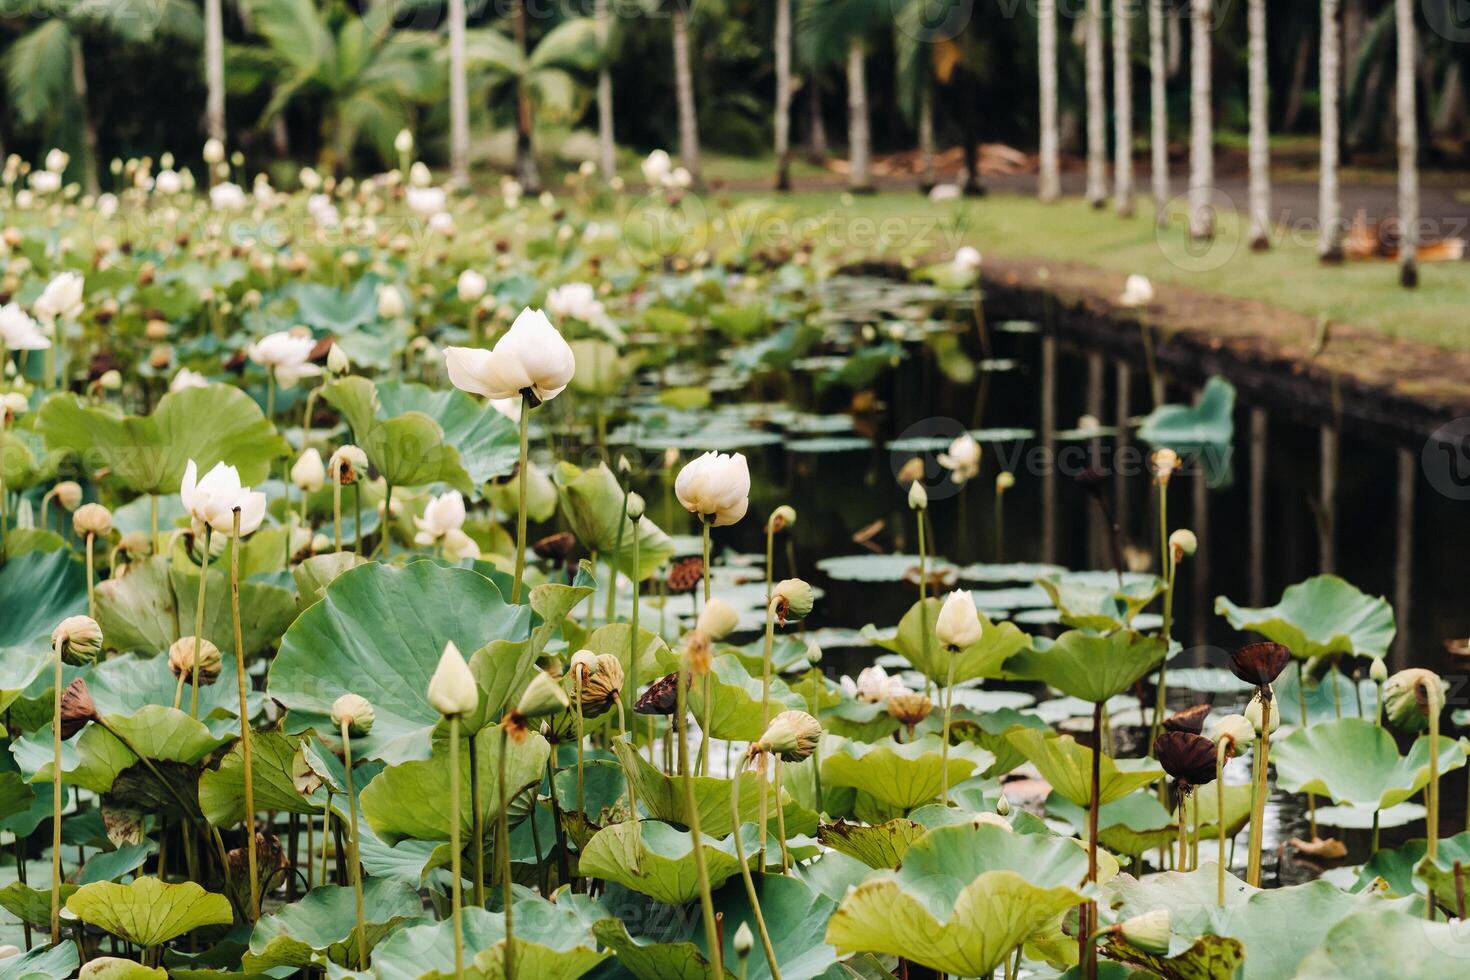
[[1215, 575, 1395, 662], [815, 553, 956, 583], [1005, 628, 1168, 704]]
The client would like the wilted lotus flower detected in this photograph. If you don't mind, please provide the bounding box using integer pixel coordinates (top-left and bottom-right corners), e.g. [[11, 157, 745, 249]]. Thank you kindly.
[[291, 449, 326, 493], [936, 591, 982, 649], [52, 615, 103, 665], [1162, 703, 1211, 734], [696, 597, 740, 640], [1382, 668, 1446, 733], [168, 636, 222, 684], [444, 307, 575, 405], [331, 693, 376, 736], [568, 652, 624, 718], [1228, 641, 1292, 692], [843, 664, 907, 704], [33, 271, 84, 323], [102, 806, 145, 847], [181, 459, 266, 536], [1153, 731, 1218, 792], [753, 710, 821, 762], [0, 303, 48, 350], [771, 578, 814, 624], [666, 556, 704, 595], [1169, 528, 1198, 562], [887, 689, 934, 727], [427, 641, 479, 717], [634, 672, 685, 716], [58, 678, 97, 738], [938, 433, 981, 484], [247, 330, 322, 387], [1118, 274, 1155, 308], [329, 445, 368, 485], [675, 451, 750, 527]]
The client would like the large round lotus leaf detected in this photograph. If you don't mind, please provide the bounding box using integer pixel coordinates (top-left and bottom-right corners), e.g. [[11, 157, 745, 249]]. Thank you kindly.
[[820, 734, 992, 811], [75, 957, 166, 980], [0, 550, 83, 707], [1104, 863, 1257, 947], [0, 941, 79, 980], [65, 877, 232, 946], [199, 731, 323, 826], [1046, 790, 1176, 857], [0, 881, 78, 927], [1137, 376, 1237, 487], [866, 597, 1030, 686], [37, 384, 288, 493], [551, 461, 674, 581], [373, 897, 608, 980], [242, 879, 425, 971], [1354, 830, 1470, 904], [579, 820, 757, 904], [825, 823, 1089, 977], [1215, 575, 1395, 661], [322, 376, 519, 495], [360, 728, 550, 845], [951, 707, 1050, 777], [19, 705, 230, 799], [1005, 628, 1168, 704], [1273, 717, 1467, 811], [85, 652, 259, 733], [267, 561, 533, 763], [1294, 907, 1470, 978], [1036, 572, 1165, 632], [686, 653, 806, 741], [816, 818, 928, 869], [1006, 728, 1164, 808]]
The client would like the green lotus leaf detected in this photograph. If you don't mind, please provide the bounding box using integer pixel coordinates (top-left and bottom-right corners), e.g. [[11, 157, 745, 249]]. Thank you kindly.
[[65, 877, 232, 947], [1294, 907, 1470, 978], [818, 553, 957, 583], [1273, 717, 1466, 811], [26, 705, 230, 800], [0, 771, 36, 825], [569, 338, 642, 395], [76, 957, 167, 980], [817, 697, 900, 744], [612, 738, 816, 839], [1007, 728, 1165, 808], [820, 734, 992, 811], [1103, 864, 1256, 947], [1187, 780, 1254, 846], [825, 823, 1090, 977], [242, 879, 425, 971], [0, 880, 78, 926], [1006, 628, 1168, 704], [0, 551, 85, 710], [1214, 575, 1395, 661], [37, 384, 287, 493], [1047, 790, 1175, 857], [1102, 933, 1246, 980], [1356, 831, 1470, 910], [292, 552, 365, 609], [579, 819, 758, 904], [551, 461, 674, 581], [685, 653, 806, 741], [1137, 376, 1236, 487], [951, 708, 1051, 777], [360, 727, 550, 845], [374, 895, 608, 980], [816, 818, 927, 869], [0, 430, 39, 491], [1036, 573, 1165, 632], [268, 561, 533, 763], [867, 596, 1030, 686], [0, 941, 79, 980], [200, 730, 322, 826], [78, 842, 156, 884], [86, 651, 257, 731]]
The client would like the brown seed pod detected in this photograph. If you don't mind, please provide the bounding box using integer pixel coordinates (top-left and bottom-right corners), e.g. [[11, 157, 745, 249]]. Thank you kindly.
[[634, 672, 684, 716], [1162, 704, 1211, 735], [1153, 731, 1219, 792], [1228, 642, 1293, 689], [666, 557, 704, 595], [533, 531, 577, 566], [59, 678, 97, 739]]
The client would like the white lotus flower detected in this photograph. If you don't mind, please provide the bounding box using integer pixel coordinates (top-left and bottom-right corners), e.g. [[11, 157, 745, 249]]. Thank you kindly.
[[394, 129, 414, 155], [443, 307, 575, 405], [33, 272, 84, 324], [936, 590, 982, 649], [545, 282, 604, 323], [501, 179, 523, 208], [291, 448, 326, 493], [209, 182, 247, 211], [489, 397, 521, 423], [641, 149, 672, 186], [44, 149, 69, 174], [413, 490, 466, 545], [952, 246, 982, 272], [28, 171, 61, 195], [246, 330, 322, 387], [180, 459, 267, 536], [427, 641, 479, 716], [843, 665, 908, 704], [170, 367, 209, 391], [377, 285, 406, 319], [428, 211, 455, 235], [667, 167, 692, 189], [675, 451, 750, 527], [154, 170, 182, 195], [0, 304, 49, 350], [202, 138, 226, 165], [457, 269, 487, 303], [1119, 274, 1155, 308], [938, 433, 982, 484], [406, 186, 445, 216]]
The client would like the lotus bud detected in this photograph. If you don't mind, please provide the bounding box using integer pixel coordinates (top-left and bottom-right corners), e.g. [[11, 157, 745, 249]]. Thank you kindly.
[[514, 670, 570, 722], [168, 636, 222, 684], [907, 481, 928, 511], [73, 502, 112, 537], [805, 639, 822, 664], [394, 129, 414, 155], [733, 922, 754, 957], [326, 342, 350, 375], [427, 641, 479, 717], [935, 591, 982, 649], [330, 693, 376, 736], [1152, 448, 1181, 484], [1117, 909, 1171, 955], [52, 615, 103, 665], [970, 812, 1012, 832], [48, 481, 81, 512], [886, 690, 934, 727], [1382, 668, 1445, 733], [329, 445, 368, 485], [754, 710, 822, 762], [58, 677, 97, 738], [771, 578, 815, 624], [1369, 658, 1389, 684], [995, 471, 1015, 493], [696, 597, 740, 640], [291, 448, 326, 493], [766, 505, 796, 534], [1168, 528, 1197, 562], [1244, 694, 1280, 737], [626, 492, 646, 521], [995, 794, 1011, 816], [202, 138, 226, 165], [1208, 713, 1255, 755]]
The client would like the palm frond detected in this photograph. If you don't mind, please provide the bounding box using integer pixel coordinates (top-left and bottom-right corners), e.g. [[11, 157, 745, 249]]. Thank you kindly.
[[5, 20, 75, 127]]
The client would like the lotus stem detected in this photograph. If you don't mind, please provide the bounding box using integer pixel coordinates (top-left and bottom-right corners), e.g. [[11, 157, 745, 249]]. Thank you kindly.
[[676, 656, 723, 975], [150, 494, 160, 555], [1177, 792, 1190, 871], [1085, 699, 1102, 980], [574, 670, 586, 812], [498, 725, 515, 980], [1426, 677, 1443, 920], [232, 510, 260, 922], [190, 525, 211, 718], [84, 531, 96, 617], [449, 714, 464, 979], [354, 483, 362, 556], [757, 597, 776, 868], [1216, 740, 1229, 907], [916, 505, 934, 684], [1149, 544, 1176, 753], [511, 393, 531, 604], [469, 734, 485, 908], [607, 481, 630, 624], [730, 755, 782, 980], [341, 718, 368, 967], [774, 756, 790, 873], [333, 477, 342, 552], [940, 646, 957, 805], [376, 481, 394, 559], [1246, 699, 1270, 887], [49, 635, 63, 945]]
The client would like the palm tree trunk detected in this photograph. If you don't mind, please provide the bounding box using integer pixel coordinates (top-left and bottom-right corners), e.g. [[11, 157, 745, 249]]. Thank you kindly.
[[1188, 0, 1213, 241], [513, 0, 540, 192], [1247, 0, 1270, 250], [917, 80, 935, 191], [774, 0, 793, 190], [1038, 0, 1060, 202], [1319, 0, 1343, 262], [672, 2, 701, 183], [204, 0, 225, 147], [1085, 0, 1107, 207], [846, 38, 872, 192], [1149, 0, 1168, 226], [1112, 0, 1133, 217], [1396, 0, 1418, 288], [596, 0, 615, 180], [69, 37, 99, 196], [448, 0, 470, 188], [807, 76, 828, 162]]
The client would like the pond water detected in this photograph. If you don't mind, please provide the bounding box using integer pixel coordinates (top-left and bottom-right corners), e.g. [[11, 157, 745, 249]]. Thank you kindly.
[[601, 275, 1470, 871]]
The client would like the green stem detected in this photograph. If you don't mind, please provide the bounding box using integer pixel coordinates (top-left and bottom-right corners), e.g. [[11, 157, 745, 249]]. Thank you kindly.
[[499, 726, 515, 980], [469, 735, 485, 908], [607, 483, 630, 624], [940, 648, 956, 805], [1427, 686, 1442, 920], [1085, 700, 1102, 980], [1216, 741, 1228, 907], [511, 395, 531, 604], [85, 533, 95, 618], [50, 639, 63, 945], [333, 479, 342, 552], [450, 715, 464, 979], [341, 720, 367, 967], [1246, 708, 1270, 887], [232, 511, 260, 922], [730, 757, 782, 979], [190, 525, 211, 718], [677, 659, 722, 975], [757, 598, 776, 868], [917, 510, 933, 684]]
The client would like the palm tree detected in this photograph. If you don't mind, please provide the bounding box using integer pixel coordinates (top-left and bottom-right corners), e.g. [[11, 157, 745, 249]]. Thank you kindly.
[[448, 0, 470, 187], [798, 0, 887, 194], [671, 0, 701, 183], [1320, 0, 1343, 262], [774, 0, 794, 189], [845, 39, 872, 191], [893, 0, 947, 193], [510, 0, 541, 191], [1148, 0, 1168, 225], [1247, 0, 1270, 250], [205, 0, 226, 145], [230, 0, 439, 173], [1112, 0, 1133, 217], [596, 0, 616, 180], [1038, 0, 1060, 201], [1188, 0, 1213, 241], [4, 0, 203, 192], [1085, 0, 1106, 207], [1396, 0, 1417, 287]]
